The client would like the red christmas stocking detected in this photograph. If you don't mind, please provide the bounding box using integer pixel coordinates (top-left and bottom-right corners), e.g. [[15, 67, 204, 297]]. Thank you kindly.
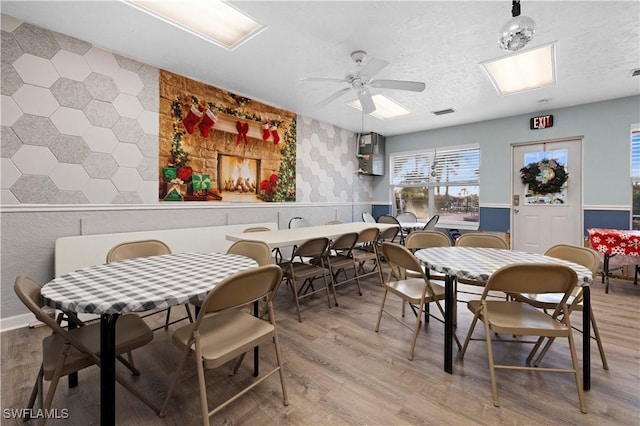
[[198, 109, 217, 138], [270, 125, 280, 144], [182, 105, 203, 134], [262, 122, 270, 140]]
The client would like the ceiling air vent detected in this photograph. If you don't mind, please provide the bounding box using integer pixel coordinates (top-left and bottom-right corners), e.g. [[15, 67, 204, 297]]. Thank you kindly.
[[432, 108, 455, 116], [631, 68, 640, 77]]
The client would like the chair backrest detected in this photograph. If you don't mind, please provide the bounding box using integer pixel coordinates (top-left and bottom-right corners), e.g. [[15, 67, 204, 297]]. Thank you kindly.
[[381, 242, 424, 276], [376, 214, 400, 225], [106, 239, 171, 262], [330, 232, 359, 251], [362, 212, 376, 223], [455, 232, 509, 250], [289, 217, 310, 229], [544, 244, 600, 275], [485, 263, 577, 300], [396, 212, 417, 223], [357, 227, 380, 244], [199, 265, 283, 316], [243, 226, 270, 233], [405, 230, 451, 250], [227, 240, 272, 266], [14, 276, 100, 363], [292, 237, 330, 259], [422, 215, 440, 231], [378, 226, 399, 243]]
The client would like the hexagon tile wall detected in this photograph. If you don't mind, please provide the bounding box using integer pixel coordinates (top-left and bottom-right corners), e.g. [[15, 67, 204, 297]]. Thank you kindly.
[[297, 115, 373, 203], [1, 15, 159, 204], [0, 14, 373, 206]]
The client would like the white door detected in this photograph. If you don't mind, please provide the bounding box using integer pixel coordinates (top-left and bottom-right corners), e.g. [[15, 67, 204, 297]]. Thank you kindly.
[[511, 138, 582, 253]]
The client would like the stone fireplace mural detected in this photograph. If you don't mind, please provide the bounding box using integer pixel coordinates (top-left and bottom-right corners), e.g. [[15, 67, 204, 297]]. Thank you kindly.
[[158, 70, 296, 202], [218, 154, 259, 194]]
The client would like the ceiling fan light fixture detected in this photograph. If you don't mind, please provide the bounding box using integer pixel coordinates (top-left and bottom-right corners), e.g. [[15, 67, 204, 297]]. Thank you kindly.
[[347, 94, 410, 120], [498, 0, 536, 52]]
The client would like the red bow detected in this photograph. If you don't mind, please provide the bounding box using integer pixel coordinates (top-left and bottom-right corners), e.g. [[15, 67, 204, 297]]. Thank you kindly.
[[235, 121, 249, 145]]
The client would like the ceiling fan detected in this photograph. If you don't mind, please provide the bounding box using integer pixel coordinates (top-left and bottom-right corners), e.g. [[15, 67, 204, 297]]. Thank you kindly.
[[301, 50, 426, 114]]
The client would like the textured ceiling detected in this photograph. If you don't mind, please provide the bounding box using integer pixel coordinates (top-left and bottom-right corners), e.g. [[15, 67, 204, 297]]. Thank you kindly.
[[2, 1, 639, 136]]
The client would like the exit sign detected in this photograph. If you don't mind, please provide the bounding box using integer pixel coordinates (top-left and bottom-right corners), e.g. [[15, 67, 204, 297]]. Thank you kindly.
[[530, 114, 553, 129]]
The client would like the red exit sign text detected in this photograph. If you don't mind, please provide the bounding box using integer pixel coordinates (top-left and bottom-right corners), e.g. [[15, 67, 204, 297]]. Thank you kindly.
[[530, 115, 553, 129]]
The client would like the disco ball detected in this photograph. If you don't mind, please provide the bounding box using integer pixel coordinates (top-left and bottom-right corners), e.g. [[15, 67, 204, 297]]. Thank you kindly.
[[498, 14, 536, 52]]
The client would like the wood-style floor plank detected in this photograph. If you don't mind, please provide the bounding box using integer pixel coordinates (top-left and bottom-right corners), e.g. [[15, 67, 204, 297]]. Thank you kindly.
[[1, 271, 639, 425]]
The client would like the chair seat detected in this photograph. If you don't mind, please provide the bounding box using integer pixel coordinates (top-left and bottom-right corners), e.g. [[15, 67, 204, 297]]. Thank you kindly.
[[283, 261, 326, 280], [467, 300, 570, 336], [385, 278, 445, 304], [352, 249, 377, 262], [457, 277, 487, 286], [406, 270, 446, 281], [172, 310, 274, 370], [511, 292, 579, 309], [42, 314, 153, 380], [326, 254, 355, 270]]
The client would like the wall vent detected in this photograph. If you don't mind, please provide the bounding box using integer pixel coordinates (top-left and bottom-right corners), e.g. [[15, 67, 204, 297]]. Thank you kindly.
[[432, 108, 455, 116]]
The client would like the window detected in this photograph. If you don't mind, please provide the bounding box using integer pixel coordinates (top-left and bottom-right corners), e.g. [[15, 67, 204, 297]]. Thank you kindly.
[[631, 125, 640, 229], [390, 144, 480, 226]]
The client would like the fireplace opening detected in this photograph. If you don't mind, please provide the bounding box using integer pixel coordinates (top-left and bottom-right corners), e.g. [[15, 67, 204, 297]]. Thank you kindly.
[[217, 154, 260, 195]]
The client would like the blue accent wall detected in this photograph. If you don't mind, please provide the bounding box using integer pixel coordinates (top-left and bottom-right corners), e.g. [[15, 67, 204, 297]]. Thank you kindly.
[[370, 206, 631, 239], [479, 207, 510, 232], [372, 204, 391, 219], [584, 210, 631, 234]]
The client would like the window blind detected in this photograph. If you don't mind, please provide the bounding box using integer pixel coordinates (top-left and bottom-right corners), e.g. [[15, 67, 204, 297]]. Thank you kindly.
[[391, 144, 480, 186], [432, 145, 480, 185], [631, 128, 640, 179], [390, 150, 434, 186]]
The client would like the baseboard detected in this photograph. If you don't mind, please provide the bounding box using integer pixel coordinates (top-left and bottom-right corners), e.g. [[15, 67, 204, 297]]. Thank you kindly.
[[0, 313, 35, 332]]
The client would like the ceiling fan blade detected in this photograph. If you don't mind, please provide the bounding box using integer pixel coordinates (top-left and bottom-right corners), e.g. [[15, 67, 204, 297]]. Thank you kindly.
[[360, 57, 389, 78], [370, 79, 426, 92], [300, 77, 348, 83], [357, 89, 376, 114], [316, 87, 352, 109]]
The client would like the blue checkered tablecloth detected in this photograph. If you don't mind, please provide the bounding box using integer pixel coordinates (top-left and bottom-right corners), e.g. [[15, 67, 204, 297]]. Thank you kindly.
[[415, 247, 593, 285], [41, 252, 258, 315]]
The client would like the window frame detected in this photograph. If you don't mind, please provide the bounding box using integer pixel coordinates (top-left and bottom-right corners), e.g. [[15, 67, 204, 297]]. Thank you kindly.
[[389, 143, 480, 229]]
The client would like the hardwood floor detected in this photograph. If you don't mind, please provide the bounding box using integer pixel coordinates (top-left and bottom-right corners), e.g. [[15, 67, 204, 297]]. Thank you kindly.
[[2, 271, 639, 425]]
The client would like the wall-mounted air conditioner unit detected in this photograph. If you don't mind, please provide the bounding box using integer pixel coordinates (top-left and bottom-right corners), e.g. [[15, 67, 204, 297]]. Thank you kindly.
[[357, 133, 385, 176]]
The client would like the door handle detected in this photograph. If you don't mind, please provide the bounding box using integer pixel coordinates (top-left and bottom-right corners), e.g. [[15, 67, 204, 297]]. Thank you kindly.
[[514, 208, 519, 214]]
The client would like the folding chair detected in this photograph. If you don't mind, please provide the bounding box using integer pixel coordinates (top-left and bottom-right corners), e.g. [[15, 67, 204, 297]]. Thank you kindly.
[[14, 276, 158, 424], [375, 242, 461, 360], [280, 237, 333, 322], [325, 232, 360, 302], [107, 239, 193, 331], [352, 227, 384, 286], [159, 265, 288, 425], [512, 244, 608, 369], [458, 263, 586, 413]]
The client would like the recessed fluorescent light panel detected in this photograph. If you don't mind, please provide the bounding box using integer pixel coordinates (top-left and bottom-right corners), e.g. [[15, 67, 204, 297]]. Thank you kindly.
[[348, 94, 411, 119], [126, 0, 265, 50], [481, 42, 557, 95]]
